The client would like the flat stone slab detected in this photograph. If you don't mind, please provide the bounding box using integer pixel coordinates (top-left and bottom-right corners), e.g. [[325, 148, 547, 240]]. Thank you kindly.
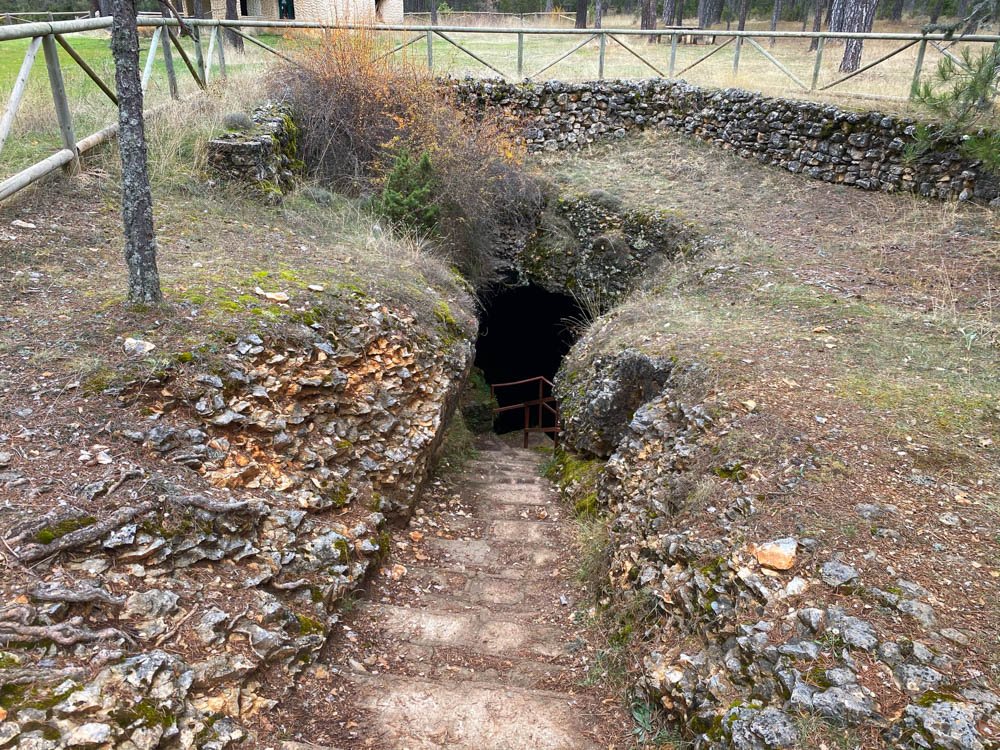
[[488, 519, 558, 545], [351, 675, 601, 750], [370, 604, 566, 658]]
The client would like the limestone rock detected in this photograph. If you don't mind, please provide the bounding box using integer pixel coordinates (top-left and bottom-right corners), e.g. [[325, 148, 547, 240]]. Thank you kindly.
[[750, 538, 797, 570]]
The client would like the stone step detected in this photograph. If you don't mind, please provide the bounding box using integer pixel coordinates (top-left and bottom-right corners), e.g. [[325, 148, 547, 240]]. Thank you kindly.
[[344, 641, 571, 689], [464, 485, 556, 506], [487, 518, 561, 546], [348, 674, 601, 750], [398, 565, 566, 605], [364, 603, 569, 660], [424, 537, 562, 575]]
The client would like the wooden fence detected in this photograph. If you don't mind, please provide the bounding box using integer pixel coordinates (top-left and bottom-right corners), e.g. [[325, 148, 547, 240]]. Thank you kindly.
[[1, 16, 998, 203]]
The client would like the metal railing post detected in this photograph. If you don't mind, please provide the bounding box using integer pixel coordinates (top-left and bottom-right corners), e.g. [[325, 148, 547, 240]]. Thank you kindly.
[[910, 37, 927, 99], [810, 34, 825, 90], [669, 32, 678, 77], [426, 27, 433, 71], [517, 30, 524, 77], [598, 31, 606, 78], [732, 34, 742, 76], [41, 34, 79, 175]]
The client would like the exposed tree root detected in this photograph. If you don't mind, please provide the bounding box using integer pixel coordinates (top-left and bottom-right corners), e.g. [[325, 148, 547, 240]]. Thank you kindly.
[[30, 582, 125, 607], [0, 616, 135, 647]]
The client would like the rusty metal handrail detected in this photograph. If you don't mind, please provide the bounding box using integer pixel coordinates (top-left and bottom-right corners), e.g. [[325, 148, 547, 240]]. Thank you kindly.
[[490, 376, 560, 448]]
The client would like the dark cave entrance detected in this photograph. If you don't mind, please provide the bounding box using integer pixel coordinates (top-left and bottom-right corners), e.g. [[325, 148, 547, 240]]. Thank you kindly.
[[474, 284, 583, 436]]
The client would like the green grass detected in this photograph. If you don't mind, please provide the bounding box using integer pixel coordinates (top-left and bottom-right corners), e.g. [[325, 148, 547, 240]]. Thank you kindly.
[[0, 30, 273, 177]]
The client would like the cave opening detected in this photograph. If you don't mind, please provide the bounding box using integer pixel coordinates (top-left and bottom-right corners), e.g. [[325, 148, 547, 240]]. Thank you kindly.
[[474, 283, 584, 435]]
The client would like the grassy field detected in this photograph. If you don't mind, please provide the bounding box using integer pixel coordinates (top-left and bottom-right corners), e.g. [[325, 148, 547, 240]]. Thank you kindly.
[[0, 16, 991, 181], [0, 29, 281, 178]]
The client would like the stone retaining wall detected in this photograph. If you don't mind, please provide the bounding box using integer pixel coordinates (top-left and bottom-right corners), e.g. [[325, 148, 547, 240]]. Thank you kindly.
[[206, 103, 301, 200], [450, 78, 1000, 204]]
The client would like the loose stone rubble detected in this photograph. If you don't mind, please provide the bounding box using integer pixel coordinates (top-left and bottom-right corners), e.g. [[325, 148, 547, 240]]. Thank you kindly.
[[451, 78, 1000, 204], [0, 293, 476, 747]]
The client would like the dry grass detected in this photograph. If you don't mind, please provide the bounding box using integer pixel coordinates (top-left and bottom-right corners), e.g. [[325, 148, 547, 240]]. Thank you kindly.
[[545, 129, 999, 669], [1, 15, 985, 184]]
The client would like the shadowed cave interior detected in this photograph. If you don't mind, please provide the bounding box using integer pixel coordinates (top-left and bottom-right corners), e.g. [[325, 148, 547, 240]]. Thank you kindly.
[[473, 283, 584, 435]]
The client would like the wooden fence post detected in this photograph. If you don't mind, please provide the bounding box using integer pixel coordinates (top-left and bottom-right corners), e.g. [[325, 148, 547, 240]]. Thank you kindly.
[[517, 30, 524, 78], [215, 25, 227, 79], [732, 34, 742, 76], [598, 31, 606, 79], [910, 37, 927, 99], [426, 27, 433, 71], [41, 34, 79, 174], [810, 34, 825, 90], [192, 25, 207, 84], [160, 20, 179, 99], [669, 32, 678, 76]]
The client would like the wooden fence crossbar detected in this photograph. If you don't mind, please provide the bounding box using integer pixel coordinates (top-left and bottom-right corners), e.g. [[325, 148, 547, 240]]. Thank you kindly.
[[55, 34, 119, 105], [434, 29, 508, 78], [529, 33, 595, 79], [608, 33, 667, 77], [819, 38, 919, 91], [675, 36, 734, 76], [0, 35, 41, 157], [743, 36, 808, 89], [3, 18, 1000, 205]]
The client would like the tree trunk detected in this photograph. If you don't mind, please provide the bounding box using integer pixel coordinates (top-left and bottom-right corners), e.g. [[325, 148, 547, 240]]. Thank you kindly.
[[676, 0, 684, 25], [192, 0, 203, 17], [808, 0, 824, 49], [430, 1, 438, 24], [89, 0, 100, 16], [663, 0, 677, 26], [110, 0, 163, 306], [641, 0, 657, 40], [737, 0, 750, 28], [828, 0, 845, 29], [928, 0, 943, 22], [839, 0, 878, 71], [225, 0, 244, 52], [595, 0, 604, 27], [769, 0, 782, 44], [575, 0, 587, 28]]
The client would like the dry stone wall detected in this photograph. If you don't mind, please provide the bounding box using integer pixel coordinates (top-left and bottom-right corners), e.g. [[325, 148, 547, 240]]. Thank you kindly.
[[450, 78, 1000, 204]]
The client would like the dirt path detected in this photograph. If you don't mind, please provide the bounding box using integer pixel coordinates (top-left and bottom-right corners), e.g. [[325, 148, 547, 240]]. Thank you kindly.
[[266, 435, 629, 749]]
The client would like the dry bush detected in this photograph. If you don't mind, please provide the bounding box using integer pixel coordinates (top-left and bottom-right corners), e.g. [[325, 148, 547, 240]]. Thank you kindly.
[[269, 29, 541, 286]]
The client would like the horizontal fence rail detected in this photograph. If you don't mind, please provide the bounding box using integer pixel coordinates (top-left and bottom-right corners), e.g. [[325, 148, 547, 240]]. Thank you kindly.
[[1, 16, 998, 203]]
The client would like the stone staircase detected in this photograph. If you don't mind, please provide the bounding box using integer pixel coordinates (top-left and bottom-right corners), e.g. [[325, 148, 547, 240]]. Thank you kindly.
[[336, 435, 620, 749]]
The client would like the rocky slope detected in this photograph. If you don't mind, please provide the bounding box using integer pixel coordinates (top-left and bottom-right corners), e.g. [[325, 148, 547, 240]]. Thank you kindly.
[[549, 138, 999, 749], [0, 179, 478, 748]]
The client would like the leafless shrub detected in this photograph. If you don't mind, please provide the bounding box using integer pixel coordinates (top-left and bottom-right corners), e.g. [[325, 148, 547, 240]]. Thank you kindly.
[[269, 29, 542, 286]]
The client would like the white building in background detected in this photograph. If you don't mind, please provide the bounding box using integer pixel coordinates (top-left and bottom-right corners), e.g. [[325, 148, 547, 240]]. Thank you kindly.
[[190, 0, 402, 25]]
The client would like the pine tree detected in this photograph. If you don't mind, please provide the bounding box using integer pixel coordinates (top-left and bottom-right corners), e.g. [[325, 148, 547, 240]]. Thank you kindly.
[[912, 41, 1000, 172]]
